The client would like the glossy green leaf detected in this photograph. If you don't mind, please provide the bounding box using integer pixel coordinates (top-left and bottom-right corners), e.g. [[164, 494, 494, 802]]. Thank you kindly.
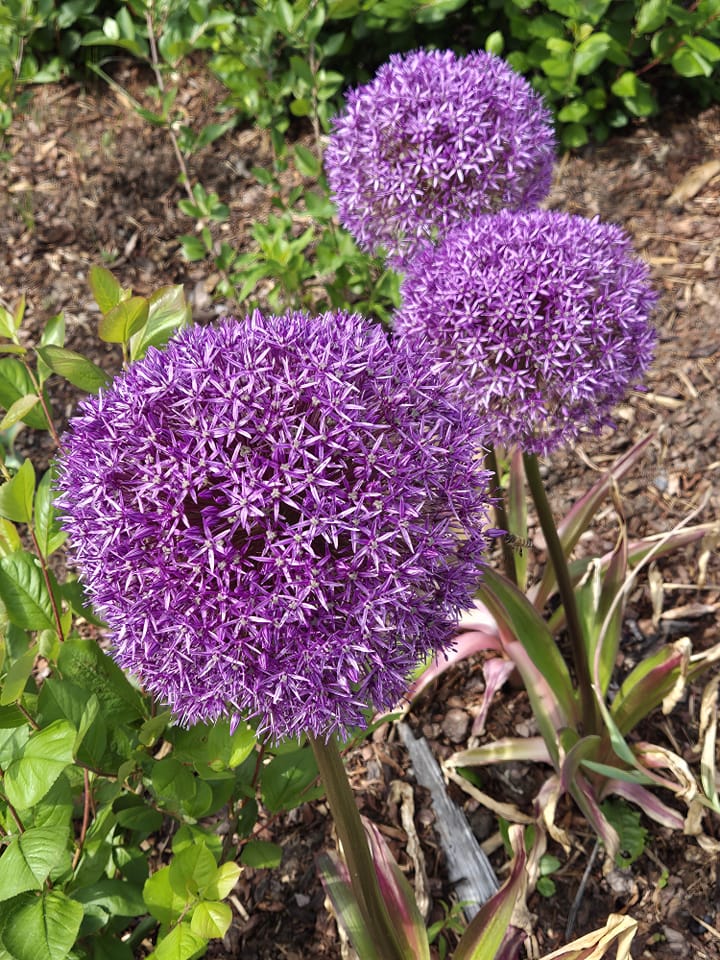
[[0, 394, 40, 429], [190, 900, 232, 939], [0, 889, 82, 960], [88, 265, 123, 314], [98, 296, 149, 344], [202, 861, 242, 901], [636, 0, 670, 32], [130, 284, 190, 360], [0, 460, 34, 524], [0, 551, 55, 631], [0, 358, 49, 430], [611, 71, 637, 97], [33, 468, 66, 558], [57, 636, 145, 722], [672, 45, 712, 77], [150, 922, 207, 960], [0, 644, 37, 705], [0, 826, 70, 900], [261, 746, 322, 813], [143, 866, 188, 925], [573, 32, 611, 75], [72, 878, 146, 918], [240, 839, 283, 869], [36, 345, 110, 393], [3, 719, 76, 808], [168, 841, 218, 899]]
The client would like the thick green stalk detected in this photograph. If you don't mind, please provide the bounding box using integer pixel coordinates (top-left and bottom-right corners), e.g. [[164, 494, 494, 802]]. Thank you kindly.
[[484, 445, 517, 585], [523, 452, 600, 736], [309, 734, 407, 960]]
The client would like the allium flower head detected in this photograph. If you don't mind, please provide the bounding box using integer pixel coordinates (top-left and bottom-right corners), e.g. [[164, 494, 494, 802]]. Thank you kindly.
[[325, 48, 556, 264], [55, 312, 493, 742], [394, 210, 657, 455]]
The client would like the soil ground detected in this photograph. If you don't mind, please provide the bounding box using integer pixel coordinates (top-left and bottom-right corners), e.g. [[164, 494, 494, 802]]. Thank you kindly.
[[0, 64, 718, 959]]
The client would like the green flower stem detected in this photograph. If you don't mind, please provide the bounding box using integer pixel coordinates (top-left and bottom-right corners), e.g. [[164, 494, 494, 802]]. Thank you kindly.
[[522, 452, 600, 736], [309, 734, 407, 960], [485, 445, 517, 585]]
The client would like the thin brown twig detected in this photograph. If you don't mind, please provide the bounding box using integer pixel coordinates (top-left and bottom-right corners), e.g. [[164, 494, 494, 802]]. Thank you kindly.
[[16, 700, 39, 730], [71, 767, 92, 870], [29, 527, 65, 641], [23, 359, 60, 448]]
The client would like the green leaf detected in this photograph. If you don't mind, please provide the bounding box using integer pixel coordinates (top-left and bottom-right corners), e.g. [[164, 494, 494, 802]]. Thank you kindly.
[[485, 30, 504, 55], [672, 44, 712, 77], [202, 861, 242, 901], [36, 345, 110, 393], [0, 826, 70, 901], [0, 460, 35, 524], [294, 144, 321, 178], [623, 78, 657, 116], [144, 866, 189, 925], [57, 636, 145, 723], [261, 746, 321, 813], [179, 234, 208, 261], [0, 358, 50, 430], [169, 841, 218, 899], [190, 900, 232, 939], [72, 878, 146, 917], [611, 71, 638, 97], [240, 840, 283, 869], [4, 719, 76, 808], [0, 551, 55, 631], [34, 469, 66, 557], [0, 644, 37, 705], [686, 35, 720, 62], [130, 285, 190, 360], [573, 32, 612, 74], [635, 0, 670, 33], [0, 889, 83, 960], [557, 99, 589, 122], [152, 756, 198, 811], [0, 394, 40, 430], [99, 297, 149, 344], [150, 922, 207, 960], [88, 265, 122, 314]]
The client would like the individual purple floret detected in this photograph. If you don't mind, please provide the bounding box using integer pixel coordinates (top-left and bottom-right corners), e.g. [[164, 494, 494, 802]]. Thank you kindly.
[[324, 48, 556, 264], [55, 312, 493, 742], [394, 210, 657, 455]]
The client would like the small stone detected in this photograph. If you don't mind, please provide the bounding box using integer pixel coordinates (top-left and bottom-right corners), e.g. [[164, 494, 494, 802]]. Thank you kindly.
[[441, 707, 470, 743]]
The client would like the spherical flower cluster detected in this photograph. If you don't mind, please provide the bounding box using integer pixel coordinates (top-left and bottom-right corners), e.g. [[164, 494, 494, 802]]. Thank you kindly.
[[393, 210, 657, 455], [55, 312, 494, 742], [324, 48, 556, 264]]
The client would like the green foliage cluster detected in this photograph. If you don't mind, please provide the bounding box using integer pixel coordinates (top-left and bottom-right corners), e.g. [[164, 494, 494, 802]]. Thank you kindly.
[[2, 0, 720, 156], [0, 281, 330, 960], [472, 0, 720, 147]]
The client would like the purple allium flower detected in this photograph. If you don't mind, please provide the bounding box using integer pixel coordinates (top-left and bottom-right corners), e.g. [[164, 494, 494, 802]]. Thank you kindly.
[[393, 210, 657, 455], [55, 312, 493, 742], [324, 48, 556, 264]]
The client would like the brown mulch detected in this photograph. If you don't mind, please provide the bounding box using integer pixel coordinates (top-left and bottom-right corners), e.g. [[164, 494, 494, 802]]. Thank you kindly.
[[0, 63, 718, 960]]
